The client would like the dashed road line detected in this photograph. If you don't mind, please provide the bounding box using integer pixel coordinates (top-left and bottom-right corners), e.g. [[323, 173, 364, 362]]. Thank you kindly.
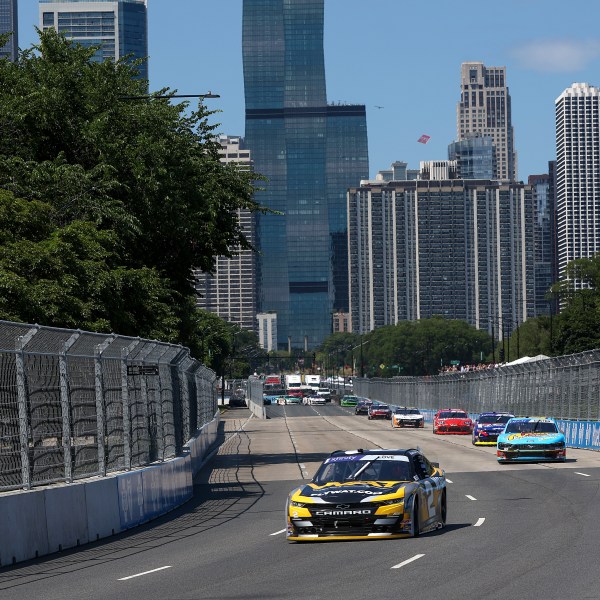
[[474, 517, 485, 527], [118, 566, 172, 581], [270, 529, 286, 536], [446, 479, 453, 484], [391, 554, 425, 569], [465, 495, 477, 501], [575, 472, 591, 477]]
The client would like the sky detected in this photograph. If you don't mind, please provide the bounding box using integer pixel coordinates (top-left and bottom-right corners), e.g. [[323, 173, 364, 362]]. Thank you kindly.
[[18, 0, 600, 180]]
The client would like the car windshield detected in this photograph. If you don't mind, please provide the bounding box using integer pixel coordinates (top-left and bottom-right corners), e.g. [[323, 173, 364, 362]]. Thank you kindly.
[[504, 420, 558, 434], [314, 459, 412, 484], [478, 415, 512, 424], [372, 405, 388, 410], [439, 411, 468, 419]]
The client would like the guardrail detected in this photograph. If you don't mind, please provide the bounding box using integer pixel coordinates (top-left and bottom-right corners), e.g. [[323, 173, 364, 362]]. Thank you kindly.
[[353, 350, 600, 450], [0, 320, 218, 492]]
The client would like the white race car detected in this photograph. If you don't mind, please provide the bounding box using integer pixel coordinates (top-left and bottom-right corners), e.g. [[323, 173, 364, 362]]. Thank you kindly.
[[391, 407, 425, 428]]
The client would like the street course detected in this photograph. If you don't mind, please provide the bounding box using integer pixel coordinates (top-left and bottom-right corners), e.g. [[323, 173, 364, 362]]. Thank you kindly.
[[1, 402, 600, 600]]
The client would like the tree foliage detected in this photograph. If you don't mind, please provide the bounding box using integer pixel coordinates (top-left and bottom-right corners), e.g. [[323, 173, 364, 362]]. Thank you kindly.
[[318, 318, 493, 377], [0, 30, 263, 356]]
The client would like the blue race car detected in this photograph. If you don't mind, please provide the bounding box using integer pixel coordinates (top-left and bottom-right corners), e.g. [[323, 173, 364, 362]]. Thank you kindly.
[[472, 412, 514, 445], [497, 417, 566, 463]]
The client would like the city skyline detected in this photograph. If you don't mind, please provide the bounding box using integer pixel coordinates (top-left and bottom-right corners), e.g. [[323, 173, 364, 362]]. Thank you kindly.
[[16, 0, 600, 181]]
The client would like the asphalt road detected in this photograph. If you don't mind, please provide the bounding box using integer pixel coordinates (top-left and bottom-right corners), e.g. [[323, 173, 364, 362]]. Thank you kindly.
[[2, 403, 600, 600]]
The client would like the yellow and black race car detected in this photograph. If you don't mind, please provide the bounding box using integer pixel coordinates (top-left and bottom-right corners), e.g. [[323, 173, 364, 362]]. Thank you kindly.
[[286, 448, 446, 541]]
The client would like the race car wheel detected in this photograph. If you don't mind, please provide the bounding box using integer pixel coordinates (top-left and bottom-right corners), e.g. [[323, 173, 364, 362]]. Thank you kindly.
[[411, 498, 420, 538]]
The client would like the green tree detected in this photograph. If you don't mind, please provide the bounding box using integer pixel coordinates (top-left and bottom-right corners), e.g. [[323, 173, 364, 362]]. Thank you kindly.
[[0, 30, 264, 352], [344, 317, 492, 377]]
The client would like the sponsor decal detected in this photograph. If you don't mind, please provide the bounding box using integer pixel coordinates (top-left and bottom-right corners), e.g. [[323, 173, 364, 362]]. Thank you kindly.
[[324, 455, 363, 463], [314, 509, 372, 516], [310, 489, 384, 496], [358, 455, 410, 462], [507, 432, 553, 441]]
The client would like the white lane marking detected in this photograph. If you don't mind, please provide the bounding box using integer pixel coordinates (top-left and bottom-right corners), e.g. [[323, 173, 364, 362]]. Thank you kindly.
[[270, 529, 287, 536], [465, 495, 477, 501], [474, 517, 485, 527], [446, 479, 453, 484], [391, 554, 425, 569], [299, 464, 305, 469], [575, 472, 591, 477], [118, 566, 172, 581]]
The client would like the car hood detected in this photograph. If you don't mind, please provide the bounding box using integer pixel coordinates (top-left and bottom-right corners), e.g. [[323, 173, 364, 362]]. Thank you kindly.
[[395, 414, 423, 418], [292, 481, 410, 504], [497, 432, 564, 444]]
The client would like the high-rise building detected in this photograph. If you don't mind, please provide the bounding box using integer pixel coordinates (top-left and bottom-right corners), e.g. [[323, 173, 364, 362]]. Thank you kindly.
[[0, 0, 18, 61], [348, 173, 535, 337], [555, 82, 600, 287], [243, 0, 369, 350], [39, 0, 148, 79], [257, 312, 277, 352], [448, 136, 494, 179], [457, 62, 517, 181], [194, 136, 257, 332], [529, 173, 556, 316]]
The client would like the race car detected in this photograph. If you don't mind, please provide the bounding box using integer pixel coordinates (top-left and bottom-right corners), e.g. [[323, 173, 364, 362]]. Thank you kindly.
[[286, 448, 446, 541], [307, 395, 326, 405], [368, 404, 392, 420], [391, 407, 425, 428], [472, 412, 514, 445], [340, 395, 360, 407], [355, 400, 372, 415], [497, 417, 566, 463], [433, 408, 473, 434]]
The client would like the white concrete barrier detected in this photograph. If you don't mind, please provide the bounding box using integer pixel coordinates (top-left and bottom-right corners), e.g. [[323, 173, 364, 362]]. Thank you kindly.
[[0, 489, 48, 566], [0, 411, 221, 566]]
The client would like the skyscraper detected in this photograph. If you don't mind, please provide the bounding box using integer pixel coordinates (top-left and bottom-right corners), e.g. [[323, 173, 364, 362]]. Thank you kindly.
[[194, 136, 257, 332], [0, 0, 18, 61], [448, 136, 494, 180], [529, 173, 555, 316], [243, 0, 369, 350], [348, 173, 535, 337], [457, 62, 517, 181], [555, 83, 600, 287], [39, 0, 148, 79]]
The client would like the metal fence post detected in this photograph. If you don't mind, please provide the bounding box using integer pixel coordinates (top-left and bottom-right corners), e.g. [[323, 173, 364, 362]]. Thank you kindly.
[[121, 340, 140, 471], [15, 327, 39, 490], [95, 337, 114, 477], [59, 331, 80, 483], [154, 346, 171, 461], [138, 343, 156, 462]]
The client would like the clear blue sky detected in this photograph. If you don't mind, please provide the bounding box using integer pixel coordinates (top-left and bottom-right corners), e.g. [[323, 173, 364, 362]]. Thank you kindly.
[[19, 0, 600, 180]]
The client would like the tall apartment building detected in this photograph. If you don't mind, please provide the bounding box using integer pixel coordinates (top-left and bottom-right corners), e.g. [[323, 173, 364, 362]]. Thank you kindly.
[[39, 0, 148, 79], [555, 83, 600, 286], [194, 136, 257, 332], [457, 62, 517, 181], [0, 0, 18, 61], [529, 173, 556, 316], [243, 0, 369, 350], [348, 177, 535, 338]]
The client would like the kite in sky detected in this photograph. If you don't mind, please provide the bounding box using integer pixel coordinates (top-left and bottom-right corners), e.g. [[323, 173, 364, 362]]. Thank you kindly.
[[417, 134, 431, 144]]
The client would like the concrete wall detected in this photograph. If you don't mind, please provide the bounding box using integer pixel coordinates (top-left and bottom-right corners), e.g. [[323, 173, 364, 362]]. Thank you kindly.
[[0, 411, 220, 567]]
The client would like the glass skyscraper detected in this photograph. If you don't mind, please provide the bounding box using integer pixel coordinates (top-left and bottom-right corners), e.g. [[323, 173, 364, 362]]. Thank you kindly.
[[0, 0, 18, 61], [243, 0, 369, 349], [39, 0, 148, 79]]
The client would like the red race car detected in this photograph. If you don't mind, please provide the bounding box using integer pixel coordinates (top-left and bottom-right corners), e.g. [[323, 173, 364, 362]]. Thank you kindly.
[[433, 408, 473, 435]]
